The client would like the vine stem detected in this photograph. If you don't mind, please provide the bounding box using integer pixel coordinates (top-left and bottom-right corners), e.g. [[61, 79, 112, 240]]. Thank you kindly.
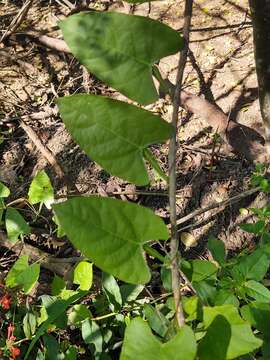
[[169, 0, 193, 328]]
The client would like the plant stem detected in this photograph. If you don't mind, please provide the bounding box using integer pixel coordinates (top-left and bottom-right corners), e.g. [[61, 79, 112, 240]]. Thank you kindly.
[[143, 244, 166, 263], [168, 0, 193, 328]]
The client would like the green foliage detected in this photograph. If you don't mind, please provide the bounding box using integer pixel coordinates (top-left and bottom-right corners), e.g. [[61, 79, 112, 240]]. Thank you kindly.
[[73, 261, 93, 291], [0, 181, 10, 198], [60, 12, 183, 104], [5, 207, 30, 243], [28, 170, 54, 209], [120, 318, 197, 360], [199, 305, 262, 359], [57, 95, 173, 185], [53, 196, 169, 284], [5, 255, 40, 294], [208, 236, 226, 266], [2, 1, 270, 357]]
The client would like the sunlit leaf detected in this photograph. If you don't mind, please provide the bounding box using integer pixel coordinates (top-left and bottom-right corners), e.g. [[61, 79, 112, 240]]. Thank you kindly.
[[57, 94, 173, 185], [53, 197, 169, 284], [28, 170, 54, 209], [5, 255, 40, 294], [0, 181, 10, 197], [68, 304, 91, 326], [73, 261, 93, 291], [60, 12, 183, 104]]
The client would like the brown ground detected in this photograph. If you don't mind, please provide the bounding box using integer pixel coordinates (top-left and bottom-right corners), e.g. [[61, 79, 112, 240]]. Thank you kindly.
[[0, 0, 268, 267]]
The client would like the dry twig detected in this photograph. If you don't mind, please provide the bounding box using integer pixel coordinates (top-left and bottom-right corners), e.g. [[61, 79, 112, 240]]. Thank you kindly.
[[1, 0, 33, 43], [0, 231, 72, 277], [176, 186, 260, 228], [20, 118, 65, 179]]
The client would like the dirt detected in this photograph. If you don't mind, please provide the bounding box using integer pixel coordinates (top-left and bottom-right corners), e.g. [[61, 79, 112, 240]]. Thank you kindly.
[[0, 0, 268, 264]]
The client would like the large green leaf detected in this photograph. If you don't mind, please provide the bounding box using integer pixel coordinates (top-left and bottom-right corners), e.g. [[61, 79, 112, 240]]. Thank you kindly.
[[57, 94, 173, 185], [120, 318, 197, 360], [53, 197, 169, 284], [199, 305, 262, 359], [59, 12, 183, 104]]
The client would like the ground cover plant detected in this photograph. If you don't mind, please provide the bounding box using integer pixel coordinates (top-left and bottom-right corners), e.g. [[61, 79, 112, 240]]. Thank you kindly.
[[1, 0, 270, 359]]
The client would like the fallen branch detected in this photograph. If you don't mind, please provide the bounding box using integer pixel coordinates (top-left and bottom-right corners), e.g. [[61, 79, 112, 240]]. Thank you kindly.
[[0, 231, 72, 277], [1, 0, 33, 43], [176, 186, 260, 228], [179, 90, 268, 163], [20, 118, 65, 179], [19, 31, 71, 53]]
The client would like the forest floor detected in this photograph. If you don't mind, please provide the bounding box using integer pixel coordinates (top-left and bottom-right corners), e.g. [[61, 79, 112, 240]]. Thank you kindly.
[[0, 0, 268, 293]]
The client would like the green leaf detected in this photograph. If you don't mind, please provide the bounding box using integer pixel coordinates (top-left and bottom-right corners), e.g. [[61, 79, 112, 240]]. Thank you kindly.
[[263, 340, 270, 359], [43, 334, 60, 360], [23, 312, 37, 338], [102, 272, 122, 311], [0, 181, 10, 197], [68, 304, 91, 326], [73, 261, 93, 291], [5, 207, 30, 243], [24, 292, 86, 360], [198, 315, 231, 360], [244, 280, 270, 302], [193, 280, 217, 305], [183, 296, 199, 322], [231, 245, 270, 282], [120, 284, 144, 304], [82, 319, 103, 357], [53, 197, 169, 284], [214, 290, 239, 307], [51, 275, 66, 296], [241, 302, 270, 336], [161, 265, 172, 291], [181, 260, 218, 282], [60, 12, 183, 105], [5, 255, 40, 294], [208, 237, 226, 266], [57, 95, 173, 185], [240, 220, 265, 234], [28, 170, 54, 209], [0, 198, 5, 223], [120, 318, 197, 360], [200, 305, 262, 359], [144, 304, 169, 338]]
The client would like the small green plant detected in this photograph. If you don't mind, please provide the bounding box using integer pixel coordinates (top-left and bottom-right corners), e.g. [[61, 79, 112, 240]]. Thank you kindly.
[[1, 2, 270, 359]]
